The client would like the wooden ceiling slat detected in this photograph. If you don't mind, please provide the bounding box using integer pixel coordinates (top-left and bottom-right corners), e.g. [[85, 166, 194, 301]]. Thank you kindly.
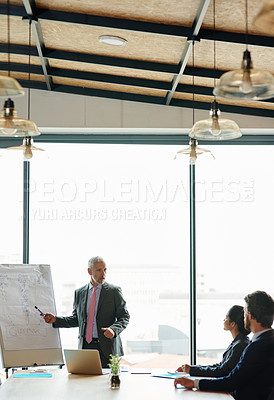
[[38, 20, 187, 65], [0, 5, 273, 47], [45, 48, 180, 74], [0, 43, 179, 73], [48, 58, 174, 82], [35, 0, 266, 39], [35, 0, 200, 26], [186, 40, 274, 73], [50, 67, 171, 91], [52, 76, 167, 97]]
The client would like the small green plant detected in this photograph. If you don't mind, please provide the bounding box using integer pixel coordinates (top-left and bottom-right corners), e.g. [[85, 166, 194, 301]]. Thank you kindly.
[[108, 354, 121, 374]]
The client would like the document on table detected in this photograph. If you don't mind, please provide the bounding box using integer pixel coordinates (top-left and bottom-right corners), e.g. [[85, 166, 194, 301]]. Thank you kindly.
[[13, 373, 52, 378], [151, 373, 190, 379]]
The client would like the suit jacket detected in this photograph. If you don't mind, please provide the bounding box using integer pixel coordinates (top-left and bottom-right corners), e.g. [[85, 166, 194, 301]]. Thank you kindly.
[[53, 282, 130, 359], [190, 333, 250, 377], [199, 329, 274, 400]]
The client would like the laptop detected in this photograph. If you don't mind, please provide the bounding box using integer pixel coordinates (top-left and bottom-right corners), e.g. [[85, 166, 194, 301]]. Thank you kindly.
[[64, 349, 109, 375]]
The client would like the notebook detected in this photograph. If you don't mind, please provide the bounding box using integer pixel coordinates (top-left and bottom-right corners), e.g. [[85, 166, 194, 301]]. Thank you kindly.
[[64, 349, 109, 375]]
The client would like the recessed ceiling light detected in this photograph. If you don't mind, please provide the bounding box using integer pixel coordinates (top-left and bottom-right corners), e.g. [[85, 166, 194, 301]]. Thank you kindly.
[[99, 35, 127, 46]]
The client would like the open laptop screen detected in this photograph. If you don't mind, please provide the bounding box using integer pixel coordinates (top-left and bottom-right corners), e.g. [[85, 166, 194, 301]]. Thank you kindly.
[[64, 349, 109, 375]]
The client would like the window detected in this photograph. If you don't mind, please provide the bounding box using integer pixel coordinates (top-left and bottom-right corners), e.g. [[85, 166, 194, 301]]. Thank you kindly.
[[0, 155, 23, 263], [30, 143, 190, 367], [196, 145, 274, 363], [3, 140, 273, 368]]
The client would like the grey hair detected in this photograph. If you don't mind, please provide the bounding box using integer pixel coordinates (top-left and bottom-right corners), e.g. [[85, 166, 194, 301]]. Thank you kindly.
[[88, 256, 106, 270]]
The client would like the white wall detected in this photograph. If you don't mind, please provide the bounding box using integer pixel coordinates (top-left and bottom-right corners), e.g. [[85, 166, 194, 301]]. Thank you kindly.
[[9, 88, 274, 131]]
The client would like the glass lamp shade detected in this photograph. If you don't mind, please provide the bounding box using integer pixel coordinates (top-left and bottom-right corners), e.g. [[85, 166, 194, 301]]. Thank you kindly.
[[253, 0, 274, 34], [213, 50, 274, 100], [0, 98, 40, 137], [189, 100, 242, 141], [0, 75, 25, 97], [7, 136, 44, 160], [174, 139, 214, 164]]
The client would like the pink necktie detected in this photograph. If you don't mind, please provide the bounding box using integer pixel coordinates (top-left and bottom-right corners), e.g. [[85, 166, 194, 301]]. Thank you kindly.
[[86, 286, 98, 344]]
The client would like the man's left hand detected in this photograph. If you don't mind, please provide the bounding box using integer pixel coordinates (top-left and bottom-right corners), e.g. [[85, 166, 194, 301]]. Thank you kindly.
[[101, 327, 115, 339], [174, 377, 194, 389]]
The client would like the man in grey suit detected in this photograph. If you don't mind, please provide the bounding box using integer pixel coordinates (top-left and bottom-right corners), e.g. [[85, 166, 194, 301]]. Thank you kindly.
[[44, 256, 130, 367]]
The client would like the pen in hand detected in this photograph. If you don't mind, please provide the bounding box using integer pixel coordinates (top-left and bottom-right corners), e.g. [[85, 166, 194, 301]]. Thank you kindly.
[[34, 305, 45, 316]]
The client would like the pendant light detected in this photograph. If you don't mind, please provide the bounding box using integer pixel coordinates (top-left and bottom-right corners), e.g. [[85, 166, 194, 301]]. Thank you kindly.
[[0, 98, 40, 136], [0, 0, 24, 97], [0, 76, 24, 98], [253, 0, 274, 34], [7, 136, 44, 160], [189, 99, 242, 141], [174, 41, 214, 163], [1, 17, 40, 138], [174, 139, 214, 165], [6, 18, 43, 159], [189, 0, 242, 141], [214, 0, 274, 100]]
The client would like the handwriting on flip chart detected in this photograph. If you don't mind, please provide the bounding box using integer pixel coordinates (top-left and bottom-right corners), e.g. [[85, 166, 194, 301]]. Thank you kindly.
[[0, 264, 61, 351], [6, 325, 47, 338]]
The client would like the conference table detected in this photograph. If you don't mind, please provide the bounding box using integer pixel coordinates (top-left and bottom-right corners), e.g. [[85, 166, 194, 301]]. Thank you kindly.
[[0, 368, 233, 400]]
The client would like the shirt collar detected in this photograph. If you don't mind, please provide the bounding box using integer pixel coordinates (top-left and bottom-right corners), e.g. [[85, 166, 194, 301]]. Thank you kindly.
[[88, 282, 102, 290], [251, 328, 272, 341]]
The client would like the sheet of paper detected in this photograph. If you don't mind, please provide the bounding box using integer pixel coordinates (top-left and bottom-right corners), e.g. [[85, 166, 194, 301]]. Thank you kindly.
[[0, 264, 61, 351], [151, 373, 181, 379]]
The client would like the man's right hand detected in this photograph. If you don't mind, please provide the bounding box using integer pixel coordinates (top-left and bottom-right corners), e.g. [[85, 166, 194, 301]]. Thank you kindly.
[[176, 364, 191, 374], [44, 313, 57, 324]]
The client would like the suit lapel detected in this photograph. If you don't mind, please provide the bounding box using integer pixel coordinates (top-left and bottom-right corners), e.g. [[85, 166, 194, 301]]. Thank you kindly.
[[79, 284, 89, 319], [97, 282, 108, 312]]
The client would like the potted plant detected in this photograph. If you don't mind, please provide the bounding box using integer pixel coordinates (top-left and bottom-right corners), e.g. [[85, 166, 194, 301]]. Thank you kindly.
[[108, 354, 121, 389]]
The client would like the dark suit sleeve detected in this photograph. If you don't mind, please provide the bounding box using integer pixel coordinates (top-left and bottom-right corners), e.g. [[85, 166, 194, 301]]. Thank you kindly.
[[53, 290, 79, 328], [109, 286, 130, 336], [190, 338, 249, 377], [199, 339, 266, 393]]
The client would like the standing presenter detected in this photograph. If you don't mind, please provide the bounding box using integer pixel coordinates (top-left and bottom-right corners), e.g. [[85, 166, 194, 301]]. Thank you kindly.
[[43, 256, 130, 367]]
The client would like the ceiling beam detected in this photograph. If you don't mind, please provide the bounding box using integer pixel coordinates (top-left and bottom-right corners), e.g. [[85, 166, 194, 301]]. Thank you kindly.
[[0, 43, 229, 77], [0, 44, 231, 81], [21, 0, 52, 90], [0, 43, 179, 74], [166, 0, 210, 105], [1, 49, 273, 102], [0, 60, 171, 90], [0, 60, 215, 94], [0, 4, 273, 48], [0, 58, 273, 103]]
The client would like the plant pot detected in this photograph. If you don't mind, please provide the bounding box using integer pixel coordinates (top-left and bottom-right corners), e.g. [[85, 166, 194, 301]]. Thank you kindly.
[[110, 373, 120, 389]]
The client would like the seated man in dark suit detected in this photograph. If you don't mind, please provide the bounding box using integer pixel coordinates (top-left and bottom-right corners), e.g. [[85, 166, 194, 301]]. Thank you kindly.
[[174, 290, 274, 400]]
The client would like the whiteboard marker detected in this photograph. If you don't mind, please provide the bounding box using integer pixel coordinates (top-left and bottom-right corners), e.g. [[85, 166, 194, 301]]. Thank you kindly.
[[34, 306, 45, 316]]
